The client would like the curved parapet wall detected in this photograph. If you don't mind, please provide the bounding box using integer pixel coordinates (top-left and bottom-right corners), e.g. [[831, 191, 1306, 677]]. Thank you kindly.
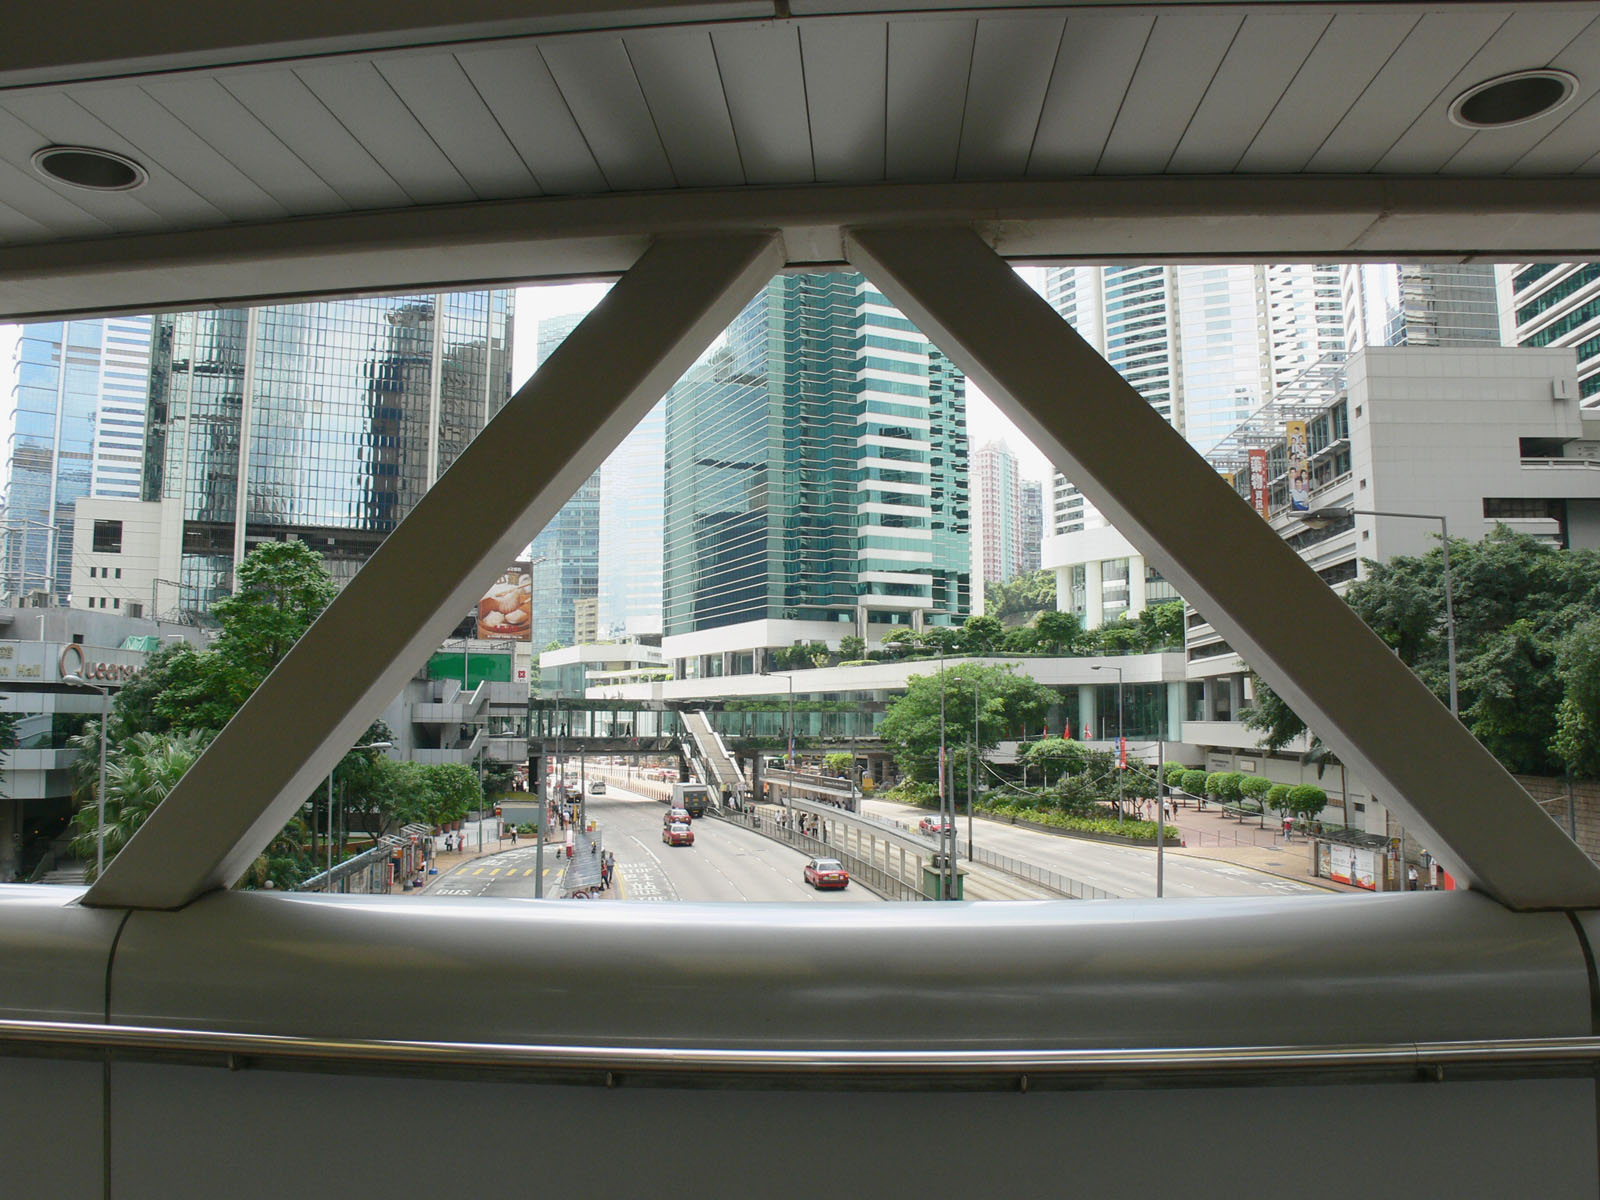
[[2, 885, 1599, 1194]]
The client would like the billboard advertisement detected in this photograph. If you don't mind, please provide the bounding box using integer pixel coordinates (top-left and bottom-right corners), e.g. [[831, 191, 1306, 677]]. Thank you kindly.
[[1247, 448, 1270, 518], [1285, 420, 1311, 512], [477, 561, 532, 640]]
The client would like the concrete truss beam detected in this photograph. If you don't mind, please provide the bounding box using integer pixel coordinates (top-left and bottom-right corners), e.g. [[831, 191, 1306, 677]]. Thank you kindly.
[[83, 232, 783, 911], [4, 176, 1600, 323], [844, 224, 1600, 912]]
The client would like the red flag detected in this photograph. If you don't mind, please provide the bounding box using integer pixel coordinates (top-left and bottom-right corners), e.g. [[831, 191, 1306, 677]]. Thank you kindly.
[[1063, 721, 1072, 741], [1120, 737, 1127, 768]]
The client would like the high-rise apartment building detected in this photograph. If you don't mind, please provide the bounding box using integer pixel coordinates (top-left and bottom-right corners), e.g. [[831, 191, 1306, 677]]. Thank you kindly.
[[77, 291, 512, 620], [529, 313, 601, 648], [3, 316, 152, 603], [973, 440, 1024, 596], [661, 272, 968, 674], [1499, 263, 1600, 407], [1043, 263, 1345, 532], [1019, 479, 1043, 575]]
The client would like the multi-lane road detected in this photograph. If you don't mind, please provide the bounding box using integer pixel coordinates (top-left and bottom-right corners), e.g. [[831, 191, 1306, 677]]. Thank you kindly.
[[428, 784, 882, 903]]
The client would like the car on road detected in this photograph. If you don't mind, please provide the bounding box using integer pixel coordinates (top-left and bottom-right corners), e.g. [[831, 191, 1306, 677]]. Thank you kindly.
[[663, 822, 695, 847], [804, 857, 849, 889], [918, 815, 951, 836], [589, 780, 606, 795], [664, 807, 692, 826]]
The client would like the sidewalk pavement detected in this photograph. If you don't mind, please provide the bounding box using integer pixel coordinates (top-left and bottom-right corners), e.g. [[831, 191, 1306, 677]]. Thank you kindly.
[[1164, 801, 1368, 895]]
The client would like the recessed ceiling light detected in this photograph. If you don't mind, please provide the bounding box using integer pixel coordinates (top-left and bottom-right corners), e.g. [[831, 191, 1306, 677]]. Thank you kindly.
[[31, 145, 147, 191], [1449, 70, 1579, 129]]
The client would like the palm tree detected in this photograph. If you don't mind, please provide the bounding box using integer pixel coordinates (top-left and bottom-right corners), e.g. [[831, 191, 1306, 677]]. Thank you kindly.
[[69, 730, 210, 881]]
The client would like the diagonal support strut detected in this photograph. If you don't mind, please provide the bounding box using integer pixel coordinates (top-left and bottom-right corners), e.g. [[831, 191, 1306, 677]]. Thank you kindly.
[[86, 233, 783, 910], [845, 224, 1600, 912]]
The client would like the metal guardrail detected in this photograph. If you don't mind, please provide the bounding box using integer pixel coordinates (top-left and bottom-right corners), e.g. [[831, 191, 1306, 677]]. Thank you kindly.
[[2, 1016, 1596, 1086], [871, 813, 1116, 900], [726, 811, 931, 901], [959, 841, 1119, 900]]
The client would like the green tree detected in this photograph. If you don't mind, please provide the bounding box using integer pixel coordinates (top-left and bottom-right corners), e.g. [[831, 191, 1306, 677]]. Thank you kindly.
[[1284, 784, 1328, 821], [1240, 774, 1273, 807], [838, 635, 866, 661], [69, 731, 211, 881], [1031, 609, 1082, 655], [1179, 769, 1208, 796], [919, 626, 962, 656], [984, 568, 1057, 622], [1239, 677, 1309, 754], [1162, 762, 1189, 789], [824, 752, 854, 774], [1023, 736, 1085, 784], [1460, 618, 1563, 775], [961, 614, 1005, 655], [879, 664, 1054, 788], [1553, 615, 1600, 778], [1136, 601, 1185, 651]]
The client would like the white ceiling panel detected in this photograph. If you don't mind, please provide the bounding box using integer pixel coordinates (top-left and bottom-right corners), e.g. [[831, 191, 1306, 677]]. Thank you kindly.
[[711, 24, 813, 185], [1166, 11, 1330, 173], [885, 18, 973, 180], [375, 55, 540, 200], [455, 44, 606, 197], [0, 104, 164, 233], [625, 29, 743, 188], [0, 90, 224, 225], [1027, 13, 1152, 177], [139, 77, 349, 214], [217, 69, 411, 211], [69, 84, 288, 222], [1375, 10, 1598, 174], [1236, 11, 1418, 174], [800, 20, 886, 183], [0, 157, 112, 239], [1513, 88, 1600, 176], [1305, 10, 1507, 173], [1097, 9, 1243, 174], [539, 35, 676, 191], [294, 60, 475, 205], [0, 195, 57, 242], [1442, 14, 1600, 176], [956, 15, 1063, 179]]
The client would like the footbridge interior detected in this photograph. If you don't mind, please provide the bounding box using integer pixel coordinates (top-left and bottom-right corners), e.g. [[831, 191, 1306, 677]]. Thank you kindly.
[[5, 1, 1600, 1195]]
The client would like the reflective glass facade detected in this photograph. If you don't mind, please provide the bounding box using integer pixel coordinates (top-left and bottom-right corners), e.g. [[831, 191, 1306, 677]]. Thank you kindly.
[[662, 272, 969, 637], [5, 316, 152, 601], [143, 291, 512, 616]]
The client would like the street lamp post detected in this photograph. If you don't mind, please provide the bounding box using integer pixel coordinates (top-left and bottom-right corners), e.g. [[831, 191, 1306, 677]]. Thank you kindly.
[[1091, 664, 1124, 820], [1306, 507, 1457, 717], [63, 673, 110, 878], [329, 740, 392, 879]]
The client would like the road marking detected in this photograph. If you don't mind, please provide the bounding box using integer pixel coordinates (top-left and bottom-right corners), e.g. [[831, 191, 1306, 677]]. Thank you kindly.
[[471, 868, 484, 876], [523, 869, 534, 876]]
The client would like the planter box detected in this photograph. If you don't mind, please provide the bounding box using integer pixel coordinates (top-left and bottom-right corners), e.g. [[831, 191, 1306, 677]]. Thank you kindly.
[[979, 809, 1161, 848]]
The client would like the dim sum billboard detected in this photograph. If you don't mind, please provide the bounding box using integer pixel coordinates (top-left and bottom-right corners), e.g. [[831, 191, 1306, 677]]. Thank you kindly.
[[478, 561, 531, 640]]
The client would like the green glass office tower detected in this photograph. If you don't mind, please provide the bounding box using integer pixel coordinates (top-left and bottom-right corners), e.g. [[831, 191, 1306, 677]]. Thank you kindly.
[[663, 273, 968, 644], [143, 291, 512, 616]]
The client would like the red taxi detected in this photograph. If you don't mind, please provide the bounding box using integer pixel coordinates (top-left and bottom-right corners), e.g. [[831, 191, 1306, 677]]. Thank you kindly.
[[662, 822, 695, 847], [918, 814, 951, 836], [803, 856, 850, 889]]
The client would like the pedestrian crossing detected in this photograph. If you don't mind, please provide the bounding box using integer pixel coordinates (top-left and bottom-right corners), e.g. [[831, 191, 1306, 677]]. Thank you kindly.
[[459, 866, 549, 877]]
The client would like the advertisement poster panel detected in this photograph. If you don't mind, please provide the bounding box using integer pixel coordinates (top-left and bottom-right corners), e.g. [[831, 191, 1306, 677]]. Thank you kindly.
[[1329, 843, 1377, 890], [1247, 448, 1270, 518], [477, 561, 532, 640], [1285, 420, 1311, 512]]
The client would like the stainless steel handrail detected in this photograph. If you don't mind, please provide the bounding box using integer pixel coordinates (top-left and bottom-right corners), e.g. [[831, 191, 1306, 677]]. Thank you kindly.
[[3, 1018, 1597, 1078]]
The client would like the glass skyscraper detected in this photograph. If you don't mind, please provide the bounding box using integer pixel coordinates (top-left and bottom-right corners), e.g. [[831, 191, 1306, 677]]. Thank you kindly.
[[662, 272, 969, 647], [4, 315, 152, 602], [142, 291, 512, 617], [529, 313, 601, 648]]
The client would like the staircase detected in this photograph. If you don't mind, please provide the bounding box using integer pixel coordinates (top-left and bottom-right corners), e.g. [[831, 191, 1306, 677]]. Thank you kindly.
[[679, 710, 747, 806]]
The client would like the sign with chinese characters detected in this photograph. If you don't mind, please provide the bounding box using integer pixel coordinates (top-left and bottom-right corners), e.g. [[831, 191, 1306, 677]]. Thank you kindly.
[[1247, 448, 1270, 518]]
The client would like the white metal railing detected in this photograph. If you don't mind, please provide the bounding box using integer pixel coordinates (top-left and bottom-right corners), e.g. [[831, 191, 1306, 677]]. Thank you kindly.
[[3, 1016, 1595, 1084]]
